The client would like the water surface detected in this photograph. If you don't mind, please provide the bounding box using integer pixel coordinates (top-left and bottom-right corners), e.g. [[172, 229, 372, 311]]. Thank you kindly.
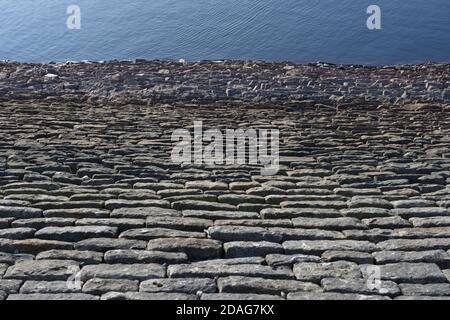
[[0, 0, 449, 64]]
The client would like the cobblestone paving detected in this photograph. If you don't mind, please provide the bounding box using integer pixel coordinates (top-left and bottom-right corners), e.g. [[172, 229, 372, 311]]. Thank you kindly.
[[0, 61, 450, 300]]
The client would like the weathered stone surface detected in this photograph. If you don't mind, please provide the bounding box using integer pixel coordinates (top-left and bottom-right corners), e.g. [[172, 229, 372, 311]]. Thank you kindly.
[[0, 263, 8, 277], [75, 238, 146, 251], [20, 280, 81, 294], [147, 238, 222, 260], [0, 218, 13, 229], [292, 217, 366, 230], [0, 252, 33, 264], [218, 194, 265, 205], [11, 218, 75, 229], [120, 228, 205, 240], [265, 254, 321, 267], [7, 293, 99, 300], [410, 217, 450, 228], [372, 250, 450, 267], [393, 227, 450, 239], [0, 206, 42, 219], [104, 249, 188, 264], [321, 278, 400, 296], [392, 199, 436, 208], [362, 216, 411, 229], [0, 280, 22, 294], [1, 60, 449, 300], [208, 226, 281, 242], [261, 208, 341, 219], [193, 257, 265, 266], [399, 283, 450, 296], [201, 293, 284, 300], [111, 207, 181, 218], [391, 207, 450, 218], [281, 200, 347, 210], [105, 199, 169, 210], [224, 241, 283, 258], [214, 219, 292, 228], [186, 181, 228, 190], [394, 295, 450, 300], [168, 263, 294, 279], [218, 276, 320, 295], [35, 226, 118, 242], [101, 292, 196, 300], [322, 250, 374, 264], [35, 201, 104, 211], [75, 218, 145, 231], [4, 260, 78, 280], [347, 197, 392, 209], [278, 227, 345, 241], [283, 240, 376, 255], [43, 208, 109, 219], [82, 278, 139, 294], [293, 261, 362, 283], [146, 216, 212, 232], [0, 228, 36, 240], [361, 263, 447, 284], [183, 210, 258, 219], [377, 238, 450, 251], [140, 278, 216, 294], [80, 264, 165, 281], [287, 292, 390, 300], [341, 207, 391, 219], [36, 250, 103, 265], [343, 229, 395, 242], [172, 200, 235, 211], [0, 239, 73, 254]]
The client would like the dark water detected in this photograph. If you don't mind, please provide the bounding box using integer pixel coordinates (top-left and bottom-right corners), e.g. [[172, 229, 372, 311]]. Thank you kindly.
[[0, 0, 449, 64]]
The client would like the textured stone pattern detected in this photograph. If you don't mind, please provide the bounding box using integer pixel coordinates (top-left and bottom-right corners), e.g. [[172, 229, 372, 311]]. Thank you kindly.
[[0, 61, 450, 300]]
